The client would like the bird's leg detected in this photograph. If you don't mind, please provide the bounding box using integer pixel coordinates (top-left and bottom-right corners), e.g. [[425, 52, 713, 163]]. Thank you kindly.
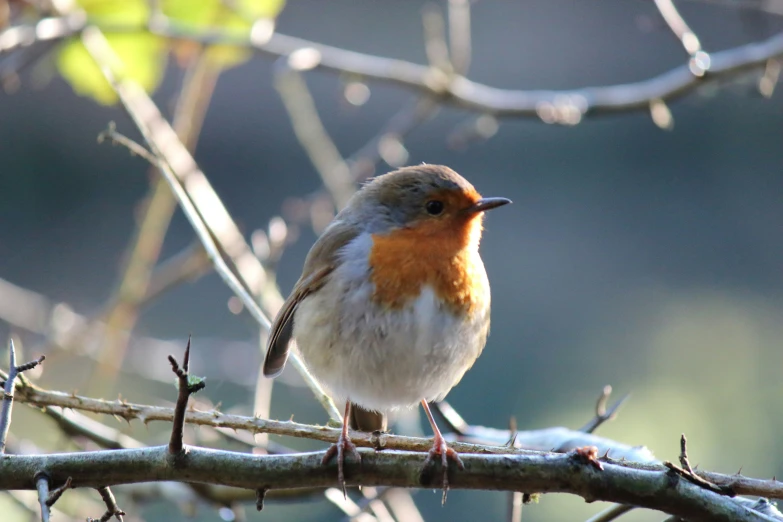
[[421, 399, 464, 502], [322, 400, 361, 496]]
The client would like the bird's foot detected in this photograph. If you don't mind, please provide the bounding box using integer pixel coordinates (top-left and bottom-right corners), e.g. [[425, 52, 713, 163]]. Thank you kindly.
[[423, 432, 464, 504], [322, 430, 361, 497]]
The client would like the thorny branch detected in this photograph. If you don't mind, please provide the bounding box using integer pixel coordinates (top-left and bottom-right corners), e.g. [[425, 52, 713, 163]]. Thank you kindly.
[[0, 443, 779, 522], [3, 373, 782, 505]]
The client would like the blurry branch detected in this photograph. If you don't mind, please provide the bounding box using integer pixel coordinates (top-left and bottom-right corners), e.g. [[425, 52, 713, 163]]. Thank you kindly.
[[585, 504, 635, 522], [447, 0, 472, 75], [0, 241, 208, 341], [580, 385, 630, 434], [273, 59, 355, 209], [1, 443, 780, 521], [2, 11, 783, 119], [654, 0, 705, 58], [94, 113, 339, 419], [346, 97, 440, 181], [96, 50, 221, 391], [73, 19, 341, 419]]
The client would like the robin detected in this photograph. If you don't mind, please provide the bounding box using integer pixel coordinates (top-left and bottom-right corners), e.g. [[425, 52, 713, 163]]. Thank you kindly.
[[263, 164, 510, 494]]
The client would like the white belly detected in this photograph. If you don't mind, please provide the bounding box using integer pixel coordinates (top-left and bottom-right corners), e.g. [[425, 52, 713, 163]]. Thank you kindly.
[[292, 233, 490, 412]]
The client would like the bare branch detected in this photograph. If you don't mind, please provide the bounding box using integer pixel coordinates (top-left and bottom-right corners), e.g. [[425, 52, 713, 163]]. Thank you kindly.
[[3, 14, 782, 118], [0, 444, 777, 521]]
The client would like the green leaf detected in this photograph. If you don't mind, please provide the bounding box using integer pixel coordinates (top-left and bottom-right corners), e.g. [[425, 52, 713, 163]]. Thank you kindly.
[[56, 0, 165, 104], [57, 34, 165, 104], [56, 0, 286, 103]]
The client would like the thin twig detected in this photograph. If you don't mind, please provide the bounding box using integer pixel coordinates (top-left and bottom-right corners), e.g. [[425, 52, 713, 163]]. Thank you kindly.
[[664, 434, 736, 497], [273, 59, 355, 209], [45, 476, 72, 507], [0, 339, 44, 453], [654, 0, 703, 56], [584, 503, 635, 522], [168, 336, 205, 456], [88, 486, 125, 522], [580, 386, 630, 434], [447, 0, 472, 75], [94, 49, 220, 393]]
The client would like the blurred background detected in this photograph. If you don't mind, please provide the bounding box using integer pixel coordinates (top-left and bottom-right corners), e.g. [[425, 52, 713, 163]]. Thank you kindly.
[[1, 0, 782, 520]]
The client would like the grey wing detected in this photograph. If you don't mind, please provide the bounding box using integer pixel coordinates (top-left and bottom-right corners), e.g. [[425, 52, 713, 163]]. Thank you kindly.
[[262, 220, 360, 378], [262, 265, 332, 377]]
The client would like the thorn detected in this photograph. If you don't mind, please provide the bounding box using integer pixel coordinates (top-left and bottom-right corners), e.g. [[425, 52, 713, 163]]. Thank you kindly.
[[736, 466, 743, 476]]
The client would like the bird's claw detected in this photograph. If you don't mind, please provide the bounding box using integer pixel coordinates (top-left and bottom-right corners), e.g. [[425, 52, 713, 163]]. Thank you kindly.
[[323, 431, 361, 497], [423, 435, 464, 504]]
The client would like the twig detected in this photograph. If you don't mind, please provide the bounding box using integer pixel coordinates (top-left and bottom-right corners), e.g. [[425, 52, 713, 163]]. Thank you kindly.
[[45, 476, 72, 507], [664, 434, 735, 497], [584, 503, 634, 522], [654, 0, 702, 55], [88, 486, 125, 522], [0, 445, 776, 521], [0, 339, 44, 453], [273, 58, 355, 209], [36, 473, 50, 522], [579, 385, 630, 434], [168, 336, 205, 456], [509, 490, 523, 522], [422, 3, 451, 71], [447, 0, 471, 75], [347, 97, 439, 181]]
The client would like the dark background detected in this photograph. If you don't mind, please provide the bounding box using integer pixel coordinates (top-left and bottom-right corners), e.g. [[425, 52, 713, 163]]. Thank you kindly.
[[1, 1, 782, 520]]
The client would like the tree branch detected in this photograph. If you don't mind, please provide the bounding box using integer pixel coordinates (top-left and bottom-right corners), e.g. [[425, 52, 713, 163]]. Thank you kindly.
[[2, 14, 782, 119], [0, 444, 776, 522]]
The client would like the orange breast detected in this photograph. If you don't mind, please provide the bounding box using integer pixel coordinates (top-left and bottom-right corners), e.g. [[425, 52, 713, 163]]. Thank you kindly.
[[368, 217, 486, 315]]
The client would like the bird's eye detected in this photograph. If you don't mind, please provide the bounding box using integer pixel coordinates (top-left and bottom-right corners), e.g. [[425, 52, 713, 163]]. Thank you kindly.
[[425, 200, 444, 215]]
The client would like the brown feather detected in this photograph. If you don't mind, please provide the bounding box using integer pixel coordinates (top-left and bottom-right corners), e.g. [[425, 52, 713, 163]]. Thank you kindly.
[[349, 404, 387, 432], [262, 221, 360, 377]]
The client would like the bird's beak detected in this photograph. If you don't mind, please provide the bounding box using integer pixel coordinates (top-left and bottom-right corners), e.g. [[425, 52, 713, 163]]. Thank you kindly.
[[466, 197, 512, 214]]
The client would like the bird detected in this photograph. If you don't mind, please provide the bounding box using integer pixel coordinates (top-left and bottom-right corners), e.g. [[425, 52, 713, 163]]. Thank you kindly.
[[263, 164, 510, 494]]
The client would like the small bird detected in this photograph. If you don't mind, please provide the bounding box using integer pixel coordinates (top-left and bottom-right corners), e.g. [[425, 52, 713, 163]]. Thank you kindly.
[[263, 164, 510, 493]]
